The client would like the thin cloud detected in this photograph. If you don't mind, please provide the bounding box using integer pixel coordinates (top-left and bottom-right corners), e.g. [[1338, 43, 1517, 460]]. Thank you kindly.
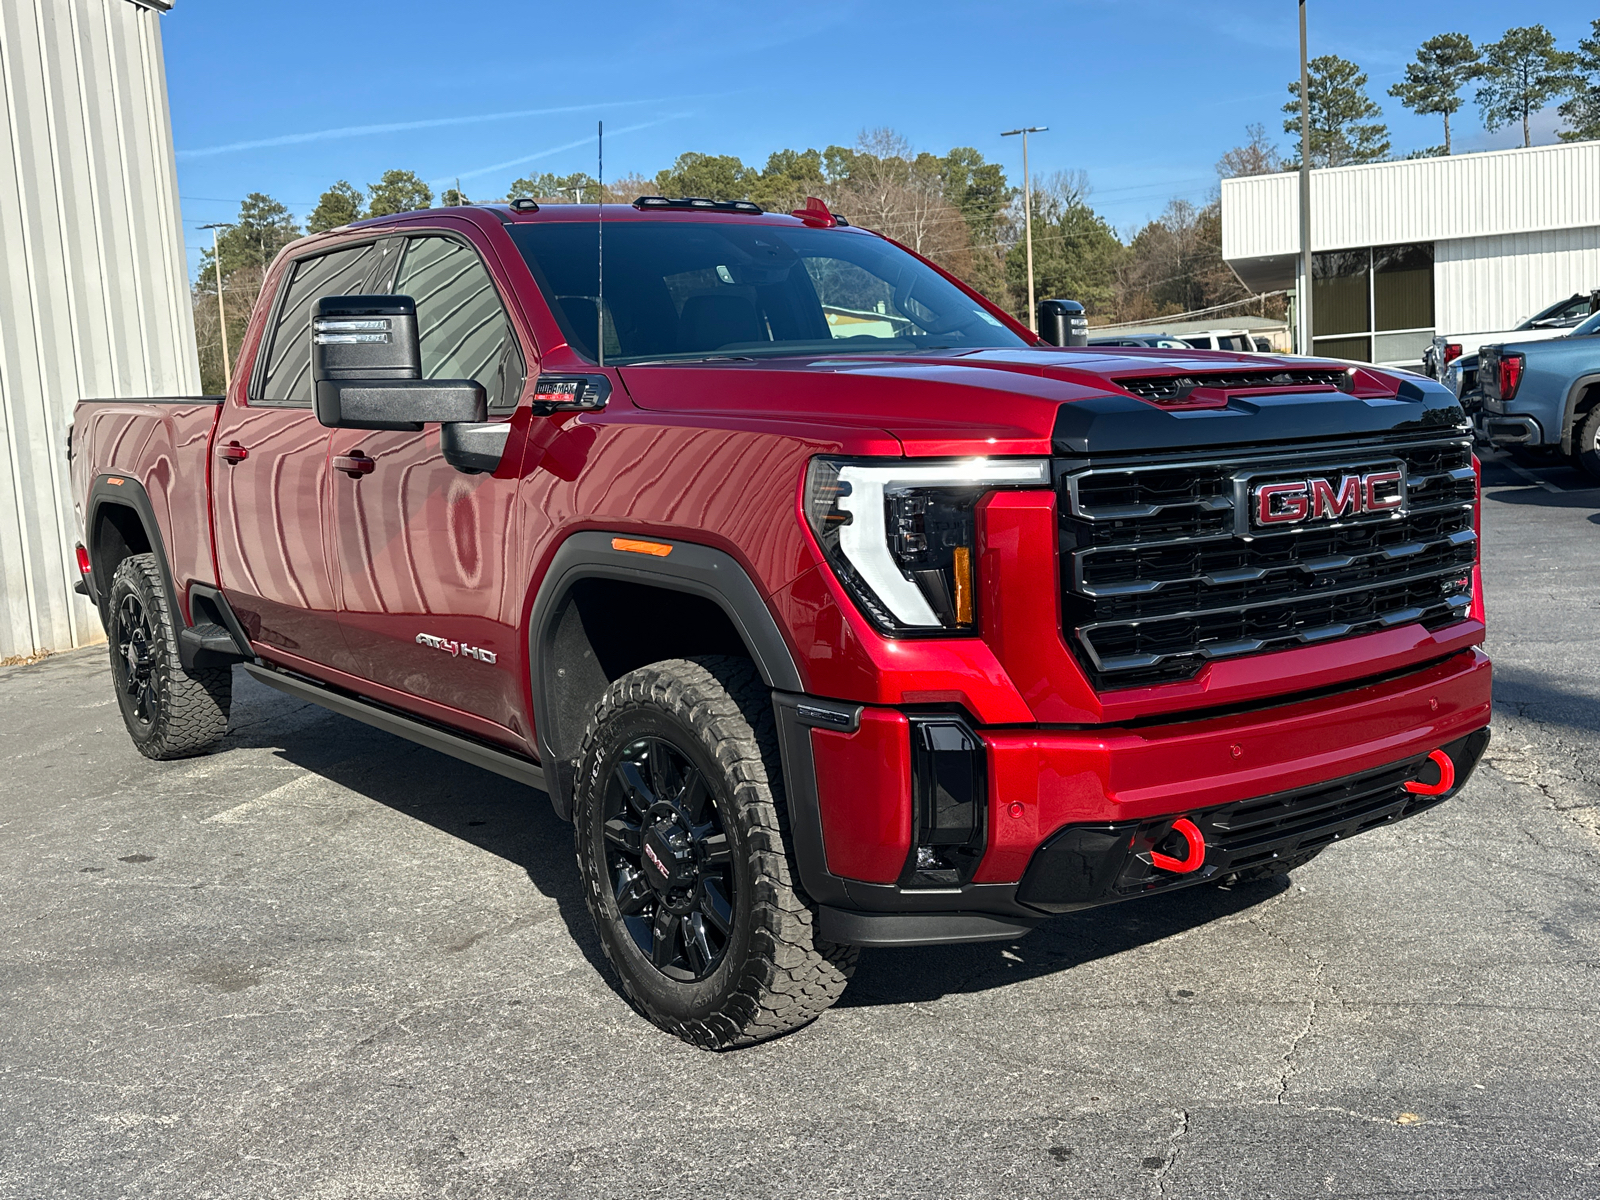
[[177, 97, 679, 159], [440, 114, 692, 184]]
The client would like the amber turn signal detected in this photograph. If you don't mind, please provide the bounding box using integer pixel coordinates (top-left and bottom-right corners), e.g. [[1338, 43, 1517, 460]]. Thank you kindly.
[[611, 537, 673, 557]]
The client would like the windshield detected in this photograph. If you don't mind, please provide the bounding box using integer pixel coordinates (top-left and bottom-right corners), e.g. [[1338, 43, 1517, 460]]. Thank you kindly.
[[506, 220, 1027, 363], [1573, 311, 1600, 337]]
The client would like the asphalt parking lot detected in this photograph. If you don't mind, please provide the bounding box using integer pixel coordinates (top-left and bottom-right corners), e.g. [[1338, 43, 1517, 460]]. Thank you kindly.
[[3, 449, 1598, 1200]]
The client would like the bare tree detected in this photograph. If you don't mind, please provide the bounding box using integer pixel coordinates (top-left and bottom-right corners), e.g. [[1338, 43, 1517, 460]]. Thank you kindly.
[[1217, 124, 1285, 178]]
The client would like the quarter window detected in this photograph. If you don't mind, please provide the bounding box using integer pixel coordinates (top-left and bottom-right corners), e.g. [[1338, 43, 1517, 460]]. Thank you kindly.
[[394, 236, 526, 411]]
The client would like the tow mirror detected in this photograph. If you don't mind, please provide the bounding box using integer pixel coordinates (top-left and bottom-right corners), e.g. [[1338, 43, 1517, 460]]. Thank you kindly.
[[312, 295, 486, 432], [1038, 298, 1089, 347]]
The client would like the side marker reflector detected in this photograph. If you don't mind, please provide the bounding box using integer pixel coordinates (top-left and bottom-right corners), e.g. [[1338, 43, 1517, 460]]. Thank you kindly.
[[1403, 749, 1455, 796], [611, 537, 673, 557], [75, 545, 92, 575], [1150, 817, 1205, 874]]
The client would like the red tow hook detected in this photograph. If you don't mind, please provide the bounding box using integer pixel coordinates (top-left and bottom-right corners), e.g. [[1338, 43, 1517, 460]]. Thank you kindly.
[[1150, 817, 1206, 874], [1404, 749, 1456, 797]]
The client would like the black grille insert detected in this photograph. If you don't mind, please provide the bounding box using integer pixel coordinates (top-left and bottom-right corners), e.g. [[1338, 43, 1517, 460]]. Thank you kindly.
[[1059, 435, 1477, 689]]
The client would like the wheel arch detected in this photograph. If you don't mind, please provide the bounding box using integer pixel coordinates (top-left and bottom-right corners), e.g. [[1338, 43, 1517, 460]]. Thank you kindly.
[[527, 531, 804, 819], [85, 476, 185, 633], [1559, 373, 1600, 455]]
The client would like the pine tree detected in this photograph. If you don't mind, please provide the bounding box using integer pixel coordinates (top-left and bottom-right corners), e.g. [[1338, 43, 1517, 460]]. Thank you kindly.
[[1389, 33, 1480, 154], [365, 169, 433, 217], [307, 181, 364, 233], [1476, 25, 1578, 148], [1283, 55, 1392, 166], [1558, 19, 1600, 143]]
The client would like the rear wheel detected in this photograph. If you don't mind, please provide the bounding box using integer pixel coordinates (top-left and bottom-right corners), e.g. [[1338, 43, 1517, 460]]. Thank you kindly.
[[106, 553, 231, 759], [1571, 407, 1600, 480], [573, 656, 856, 1048]]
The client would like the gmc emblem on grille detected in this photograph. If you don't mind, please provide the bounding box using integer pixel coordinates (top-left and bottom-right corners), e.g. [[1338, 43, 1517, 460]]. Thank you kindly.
[[1250, 469, 1405, 528]]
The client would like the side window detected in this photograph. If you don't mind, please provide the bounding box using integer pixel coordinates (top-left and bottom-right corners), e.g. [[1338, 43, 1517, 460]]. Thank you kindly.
[[394, 236, 526, 411], [258, 243, 380, 405]]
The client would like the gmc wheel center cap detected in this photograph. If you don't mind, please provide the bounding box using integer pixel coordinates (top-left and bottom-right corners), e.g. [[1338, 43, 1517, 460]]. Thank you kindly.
[[640, 826, 691, 892]]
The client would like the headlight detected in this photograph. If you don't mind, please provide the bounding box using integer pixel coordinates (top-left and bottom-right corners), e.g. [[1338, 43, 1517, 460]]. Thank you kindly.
[[804, 456, 1051, 633]]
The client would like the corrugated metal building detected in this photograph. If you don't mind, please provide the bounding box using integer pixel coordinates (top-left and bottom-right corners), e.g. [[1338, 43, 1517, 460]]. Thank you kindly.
[[0, 0, 195, 659], [1221, 141, 1600, 366]]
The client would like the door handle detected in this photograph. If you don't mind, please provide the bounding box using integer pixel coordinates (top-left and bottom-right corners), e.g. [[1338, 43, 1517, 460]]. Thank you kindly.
[[333, 452, 375, 479], [219, 441, 249, 464]]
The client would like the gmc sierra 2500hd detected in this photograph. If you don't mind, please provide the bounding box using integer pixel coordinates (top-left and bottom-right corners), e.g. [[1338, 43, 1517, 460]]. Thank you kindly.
[[70, 196, 1491, 1047]]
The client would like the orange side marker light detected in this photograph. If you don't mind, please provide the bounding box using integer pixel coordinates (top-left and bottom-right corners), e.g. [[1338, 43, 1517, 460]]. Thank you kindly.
[[611, 537, 673, 557]]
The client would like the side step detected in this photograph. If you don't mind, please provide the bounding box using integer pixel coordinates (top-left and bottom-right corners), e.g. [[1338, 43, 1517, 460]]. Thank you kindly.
[[242, 663, 546, 792]]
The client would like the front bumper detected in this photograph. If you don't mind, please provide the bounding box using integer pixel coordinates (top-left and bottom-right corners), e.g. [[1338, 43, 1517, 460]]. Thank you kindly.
[[1015, 728, 1488, 913], [781, 648, 1492, 946]]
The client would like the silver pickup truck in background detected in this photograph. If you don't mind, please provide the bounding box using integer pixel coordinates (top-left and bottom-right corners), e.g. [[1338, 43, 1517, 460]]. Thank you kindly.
[[1426, 290, 1600, 382]]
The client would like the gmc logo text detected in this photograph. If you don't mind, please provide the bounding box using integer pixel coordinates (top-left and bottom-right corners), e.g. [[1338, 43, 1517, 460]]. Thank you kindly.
[[1252, 470, 1404, 527]]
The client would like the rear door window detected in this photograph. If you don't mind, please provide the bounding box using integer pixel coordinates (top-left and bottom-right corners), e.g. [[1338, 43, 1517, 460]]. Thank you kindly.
[[394, 236, 526, 411], [257, 243, 381, 405]]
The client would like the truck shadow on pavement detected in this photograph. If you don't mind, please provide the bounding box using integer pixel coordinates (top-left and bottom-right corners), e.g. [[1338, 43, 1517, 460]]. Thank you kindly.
[[220, 678, 1294, 1011], [838, 879, 1289, 1008]]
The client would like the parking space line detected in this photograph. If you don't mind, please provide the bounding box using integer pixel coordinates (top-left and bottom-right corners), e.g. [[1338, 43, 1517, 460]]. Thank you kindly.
[[1496, 459, 1562, 494]]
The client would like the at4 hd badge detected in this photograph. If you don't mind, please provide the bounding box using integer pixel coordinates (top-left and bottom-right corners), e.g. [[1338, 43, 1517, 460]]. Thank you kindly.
[[415, 632, 497, 663]]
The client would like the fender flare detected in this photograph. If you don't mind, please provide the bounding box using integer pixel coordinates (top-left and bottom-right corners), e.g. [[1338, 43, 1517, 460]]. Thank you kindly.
[[527, 531, 804, 818], [1559, 373, 1600, 455], [85, 475, 186, 633]]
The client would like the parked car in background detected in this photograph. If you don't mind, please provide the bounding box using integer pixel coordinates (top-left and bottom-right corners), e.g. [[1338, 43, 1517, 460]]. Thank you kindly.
[[1426, 290, 1600, 381], [1477, 310, 1600, 477], [1444, 351, 1484, 424], [1252, 336, 1273, 353], [1086, 333, 1192, 349], [1179, 329, 1257, 352]]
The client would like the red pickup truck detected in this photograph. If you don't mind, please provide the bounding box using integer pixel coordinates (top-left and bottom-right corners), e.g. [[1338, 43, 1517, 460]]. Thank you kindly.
[[69, 197, 1492, 1047]]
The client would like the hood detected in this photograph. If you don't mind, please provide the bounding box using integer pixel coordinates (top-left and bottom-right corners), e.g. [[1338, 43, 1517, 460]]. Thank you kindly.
[[618, 346, 1356, 456]]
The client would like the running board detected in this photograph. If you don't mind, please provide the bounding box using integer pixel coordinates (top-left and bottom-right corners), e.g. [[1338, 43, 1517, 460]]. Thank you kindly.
[[242, 663, 546, 792]]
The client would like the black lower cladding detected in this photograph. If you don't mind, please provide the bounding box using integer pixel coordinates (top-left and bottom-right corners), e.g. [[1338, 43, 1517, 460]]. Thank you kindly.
[[1016, 728, 1490, 915]]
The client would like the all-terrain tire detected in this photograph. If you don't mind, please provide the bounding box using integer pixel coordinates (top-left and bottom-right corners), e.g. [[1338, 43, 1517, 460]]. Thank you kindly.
[[573, 656, 857, 1048], [1214, 846, 1323, 886], [106, 553, 231, 759], [1571, 406, 1600, 481]]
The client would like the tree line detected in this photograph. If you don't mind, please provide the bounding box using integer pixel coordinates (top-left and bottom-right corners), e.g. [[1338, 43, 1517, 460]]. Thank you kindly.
[[190, 129, 1280, 391], [190, 18, 1600, 392], [1291, 20, 1600, 165]]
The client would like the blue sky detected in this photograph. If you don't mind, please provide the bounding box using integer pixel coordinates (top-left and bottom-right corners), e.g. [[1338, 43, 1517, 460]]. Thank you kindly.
[[165, 1, 1594, 278]]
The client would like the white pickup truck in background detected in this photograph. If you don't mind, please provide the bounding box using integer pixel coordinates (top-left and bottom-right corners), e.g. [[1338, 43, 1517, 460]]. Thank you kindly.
[[1426, 290, 1600, 381]]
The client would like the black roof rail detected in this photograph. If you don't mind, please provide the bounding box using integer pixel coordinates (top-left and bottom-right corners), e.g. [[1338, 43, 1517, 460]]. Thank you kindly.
[[633, 195, 764, 214]]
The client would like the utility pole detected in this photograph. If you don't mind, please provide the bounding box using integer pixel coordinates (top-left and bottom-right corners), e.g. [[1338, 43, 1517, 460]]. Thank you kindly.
[[199, 223, 233, 390], [1002, 126, 1048, 333], [1297, 0, 1314, 355]]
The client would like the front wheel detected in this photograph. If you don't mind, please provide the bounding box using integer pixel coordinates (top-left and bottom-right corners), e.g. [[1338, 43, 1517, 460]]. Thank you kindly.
[[573, 656, 856, 1048]]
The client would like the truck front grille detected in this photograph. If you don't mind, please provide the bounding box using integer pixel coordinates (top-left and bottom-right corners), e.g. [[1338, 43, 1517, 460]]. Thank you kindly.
[[1057, 435, 1477, 690]]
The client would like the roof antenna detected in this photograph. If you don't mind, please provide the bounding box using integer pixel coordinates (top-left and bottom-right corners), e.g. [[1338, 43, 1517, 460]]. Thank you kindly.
[[596, 119, 604, 369]]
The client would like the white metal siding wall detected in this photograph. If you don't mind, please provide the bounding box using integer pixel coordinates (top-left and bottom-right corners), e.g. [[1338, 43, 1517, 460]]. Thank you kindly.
[[0, 0, 195, 658], [1434, 227, 1600, 335], [1222, 142, 1600, 261]]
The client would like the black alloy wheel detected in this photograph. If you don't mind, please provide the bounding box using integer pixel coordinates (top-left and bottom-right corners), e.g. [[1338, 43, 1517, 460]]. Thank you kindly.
[[603, 735, 736, 981], [104, 553, 231, 759], [573, 656, 857, 1048], [112, 590, 158, 728]]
